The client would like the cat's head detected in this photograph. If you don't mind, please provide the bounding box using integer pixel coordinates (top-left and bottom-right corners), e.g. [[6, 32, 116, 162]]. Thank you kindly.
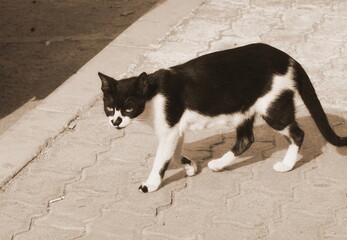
[[98, 72, 149, 129]]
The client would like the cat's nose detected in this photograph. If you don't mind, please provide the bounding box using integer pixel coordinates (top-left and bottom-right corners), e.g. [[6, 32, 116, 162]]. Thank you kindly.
[[112, 117, 122, 127]]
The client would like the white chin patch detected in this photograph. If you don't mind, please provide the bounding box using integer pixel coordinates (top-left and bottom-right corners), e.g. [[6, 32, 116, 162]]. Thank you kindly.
[[108, 110, 132, 128]]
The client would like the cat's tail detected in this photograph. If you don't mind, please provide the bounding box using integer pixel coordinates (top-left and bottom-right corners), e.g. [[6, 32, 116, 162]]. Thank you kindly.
[[294, 61, 347, 146]]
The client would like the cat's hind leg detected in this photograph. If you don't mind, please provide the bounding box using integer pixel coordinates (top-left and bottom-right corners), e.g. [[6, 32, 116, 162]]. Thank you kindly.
[[172, 134, 197, 176], [208, 117, 254, 171], [263, 90, 305, 172], [273, 122, 304, 172]]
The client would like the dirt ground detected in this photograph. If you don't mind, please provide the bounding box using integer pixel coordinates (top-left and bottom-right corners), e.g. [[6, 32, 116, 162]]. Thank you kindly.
[[0, 0, 160, 135]]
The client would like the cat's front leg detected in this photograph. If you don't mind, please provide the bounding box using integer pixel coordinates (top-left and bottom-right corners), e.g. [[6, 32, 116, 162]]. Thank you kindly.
[[139, 129, 180, 193], [172, 134, 198, 177]]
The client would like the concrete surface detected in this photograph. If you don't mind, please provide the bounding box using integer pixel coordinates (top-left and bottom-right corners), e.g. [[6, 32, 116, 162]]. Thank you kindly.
[[0, 0, 203, 188], [0, 0, 160, 135], [1, 0, 347, 239]]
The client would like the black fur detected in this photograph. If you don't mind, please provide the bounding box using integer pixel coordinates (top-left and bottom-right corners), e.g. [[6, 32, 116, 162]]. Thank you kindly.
[[288, 122, 305, 148], [159, 161, 170, 179], [99, 43, 347, 148], [263, 90, 295, 131], [138, 185, 148, 193], [98, 72, 156, 118], [232, 117, 255, 156], [293, 62, 347, 146], [161, 43, 283, 125], [181, 157, 192, 165]]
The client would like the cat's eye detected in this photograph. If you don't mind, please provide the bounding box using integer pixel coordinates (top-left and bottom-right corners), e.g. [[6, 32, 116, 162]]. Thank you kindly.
[[106, 107, 114, 112], [125, 108, 133, 113]]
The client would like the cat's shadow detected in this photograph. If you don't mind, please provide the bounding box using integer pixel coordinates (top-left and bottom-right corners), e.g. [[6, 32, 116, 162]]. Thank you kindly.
[[162, 113, 347, 187]]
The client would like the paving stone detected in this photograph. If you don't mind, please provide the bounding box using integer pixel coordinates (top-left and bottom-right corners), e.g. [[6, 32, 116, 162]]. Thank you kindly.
[[14, 225, 82, 240], [203, 223, 268, 240], [143, 41, 206, 70], [66, 159, 134, 195], [285, 176, 347, 217], [180, 167, 247, 202], [261, 28, 307, 52], [323, 207, 347, 240], [232, 9, 282, 38], [81, 210, 154, 240], [37, 140, 106, 174], [167, 19, 230, 45], [315, 144, 347, 182], [267, 209, 333, 240], [242, 156, 308, 195], [222, 0, 250, 5], [315, 77, 347, 110], [141, 197, 220, 239], [281, 7, 325, 30], [0, 202, 42, 240], [195, 0, 241, 23], [325, 58, 347, 78], [330, 0, 347, 18], [214, 188, 288, 227], [3, 168, 75, 204], [311, 16, 347, 41], [251, 0, 291, 11], [98, 131, 157, 165], [31, 191, 117, 233], [292, 0, 331, 9], [295, 38, 341, 64], [112, 167, 187, 217], [142, 235, 173, 240]]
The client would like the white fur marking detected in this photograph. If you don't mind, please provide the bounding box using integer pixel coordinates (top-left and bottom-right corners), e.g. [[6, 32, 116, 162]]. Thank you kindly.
[[179, 110, 253, 134], [273, 144, 299, 172], [140, 95, 180, 192], [143, 127, 180, 192], [185, 160, 198, 176], [109, 110, 132, 128], [208, 151, 237, 172], [152, 94, 170, 137], [254, 67, 295, 115]]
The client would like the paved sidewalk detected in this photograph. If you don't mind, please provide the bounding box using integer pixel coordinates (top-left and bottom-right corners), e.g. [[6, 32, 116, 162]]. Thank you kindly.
[[1, 0, 347, 239]]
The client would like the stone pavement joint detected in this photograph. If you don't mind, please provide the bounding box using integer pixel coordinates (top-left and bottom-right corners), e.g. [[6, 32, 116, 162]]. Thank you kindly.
[[10, 114, 126, 240]]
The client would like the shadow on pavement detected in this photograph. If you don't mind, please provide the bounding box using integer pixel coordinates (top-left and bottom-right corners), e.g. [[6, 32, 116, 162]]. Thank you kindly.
[[162, 114, 347, 188]]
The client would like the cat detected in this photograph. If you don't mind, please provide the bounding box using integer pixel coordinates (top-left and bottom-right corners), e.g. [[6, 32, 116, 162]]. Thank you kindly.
[[98, 43, 347, 193]]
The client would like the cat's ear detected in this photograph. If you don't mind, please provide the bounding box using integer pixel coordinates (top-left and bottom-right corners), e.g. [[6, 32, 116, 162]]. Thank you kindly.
[[137, 72, 148, 95], [98, 72, 116, 92]]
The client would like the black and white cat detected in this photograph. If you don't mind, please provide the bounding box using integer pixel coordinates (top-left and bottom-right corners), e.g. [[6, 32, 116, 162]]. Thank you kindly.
[[98, 43, 347, 193]]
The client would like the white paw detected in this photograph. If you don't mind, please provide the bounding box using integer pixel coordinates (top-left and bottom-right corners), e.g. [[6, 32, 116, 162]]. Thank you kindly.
[[181, 157, 198, 176], [138, 182, 160, 193], [273, 162, 293, 172], [208, 159, 224, 172], [185, 160, 198, 176]]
